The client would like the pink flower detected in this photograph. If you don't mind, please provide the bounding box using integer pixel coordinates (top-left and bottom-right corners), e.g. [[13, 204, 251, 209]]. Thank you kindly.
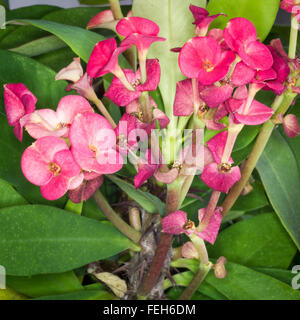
[[87, 38, 130, 80], [197, 207, 222, 244], [126, 98, 169, 135], [55, 58, 94, 98], [173, 79, 196, 116], [69, 175, 104, 203], [224, 18, 273, 71], [105, 59, 161, 106], [117, 17, 165, 60], [226, 86, 274, 125], [134, 149, 160, 188], [87, 9, 115, 29], [69, 112, 123, 175], [282, 114, 300, 138], [3, 83, 37, 141], [21, 95, 93, 139], [189, 5, 226, 36], [201, 131, 241, 193], [280, 0, 300, 19], [114, 112, 138, 155], [231, 62, 256, 86], [200, 84, 233, 109], [162, 211, 195, 235], [179, 37, 236, 85], [21, 136, 83, 200]]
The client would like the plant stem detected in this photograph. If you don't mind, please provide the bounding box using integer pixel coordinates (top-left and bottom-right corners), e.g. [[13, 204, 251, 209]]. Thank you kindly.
[[289, 14, 299, 59], [138, 180, 182, 297], [221, 92, 296, 215], [93, 190, 141, 243], [109, 0, 123, 20], [178, 262, 213, 300], [88, 91, 117, 129], [139, 92, 153, 123]]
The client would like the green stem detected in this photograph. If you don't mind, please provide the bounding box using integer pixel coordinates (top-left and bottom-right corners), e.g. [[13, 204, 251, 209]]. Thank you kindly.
[[64, 199, 83, 215], [93, 190, 141, 243], [178, 262, 213, 300], [139, 91, 153, 123], [289, 14, 299, 59], [109, 0, 123, 20], [88, 91, 117, 129], [221, 92, 296, 215]]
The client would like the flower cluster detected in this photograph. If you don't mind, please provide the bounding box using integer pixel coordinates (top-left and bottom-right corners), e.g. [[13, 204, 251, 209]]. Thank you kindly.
[[162, 5, 298, 247], [4, 85, 122, 200]]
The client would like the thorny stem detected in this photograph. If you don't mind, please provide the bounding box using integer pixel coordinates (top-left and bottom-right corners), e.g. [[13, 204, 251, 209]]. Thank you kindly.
[[178, 262, 213, 300], [129, 207, 142, 231], [93, 190, 141, 243], [109, 0, 123, 20], [138, 180, 182, 297]]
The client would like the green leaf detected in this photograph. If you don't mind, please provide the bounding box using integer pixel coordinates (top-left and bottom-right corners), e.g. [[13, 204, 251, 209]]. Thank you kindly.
[[107, 175, 165, 215], [132, 0, 206, 117], [207, 0, 280, 41], [257, 130, 300, 250], [0, 205, 133, 276], [13, 19, 104, 62], [208, 213, 297, 269], [205, 261, 300, 300], [34, 289, 115, 300], [9, 35, 67, 57], [0, 178, 28, 208], [6, 272, 83, 298], [35, 47, 76, 72], [231, 181, 268, 212], [254, 267, 295, 285], [233, 125, 260, 152]]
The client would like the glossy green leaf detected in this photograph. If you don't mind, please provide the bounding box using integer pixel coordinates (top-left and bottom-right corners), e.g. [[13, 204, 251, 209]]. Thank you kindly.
[[0, 178, 28, 208], [7, 272, 83, 298], [254, 267, 295, 285], [231, 181, 268, 212], [169, 261, 300, 300], [34, 289, 115, 300], [257, 130, 300, 250], [107, 175, 165, 215], [133, 0, 206, 117], [207, 0, 280, 41], [233, 125, 260, 152], [13, 19, 104, 62], [35, 47, 76, 72], [205, 261, 300, 300], [0, 205, 133, 276], [9, 35, 66, 57], [208, 213, 297, 269]]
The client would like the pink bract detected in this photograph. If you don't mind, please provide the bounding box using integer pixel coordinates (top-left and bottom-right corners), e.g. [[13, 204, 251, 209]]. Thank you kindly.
[[105, 59, 161, 106], [161, 210, 194, 235], [197, 207, 223, 244], [21, 95, 93, 139], [4, 83, 37, 141], [116, 17, 160, 37], [69, 112, 123, 174], [283, 114, 300, 138], [21, 136, 83, 200], [87, 9, 114, 29], [179, 37, 236, 85], [87, 38, 129, 79], [224, 18, 273, 71]]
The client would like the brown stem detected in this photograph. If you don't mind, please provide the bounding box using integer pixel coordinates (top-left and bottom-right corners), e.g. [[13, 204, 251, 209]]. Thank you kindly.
[[137, 181, 182, 297]]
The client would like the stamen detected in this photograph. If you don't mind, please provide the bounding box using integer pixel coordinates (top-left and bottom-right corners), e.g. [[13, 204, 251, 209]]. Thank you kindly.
[[48, 162, 61, 176], [202, 60, 214, 72], [218, 163, 232, 173], [183, 219, 195, 230]]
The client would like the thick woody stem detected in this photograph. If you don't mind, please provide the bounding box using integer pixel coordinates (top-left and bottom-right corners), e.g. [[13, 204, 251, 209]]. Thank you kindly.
[[138, 180, 182, 297]]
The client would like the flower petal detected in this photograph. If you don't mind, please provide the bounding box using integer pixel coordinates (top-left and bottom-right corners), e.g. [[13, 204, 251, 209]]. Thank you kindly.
[[161, 211, 188, 235]]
